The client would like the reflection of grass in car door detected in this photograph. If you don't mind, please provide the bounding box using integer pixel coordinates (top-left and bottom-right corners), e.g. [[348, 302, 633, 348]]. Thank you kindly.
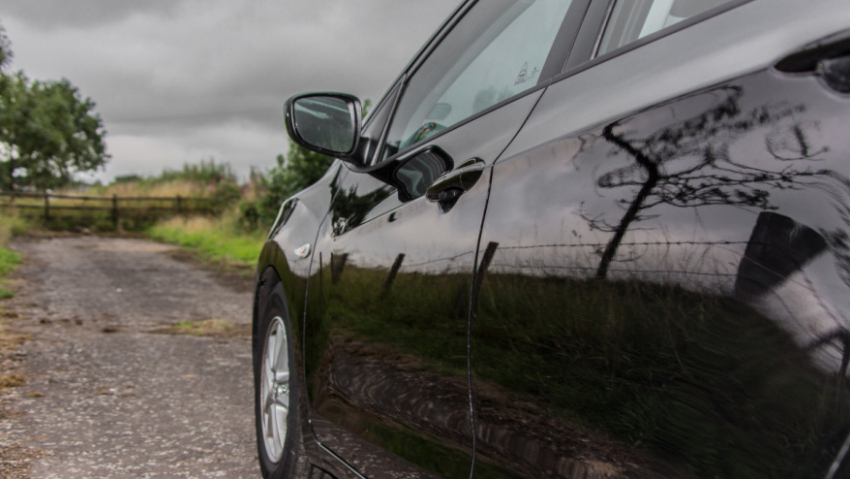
[[473, 274, 848, 479], [317, 263, 849, 477], [328, 266, 470, 375]]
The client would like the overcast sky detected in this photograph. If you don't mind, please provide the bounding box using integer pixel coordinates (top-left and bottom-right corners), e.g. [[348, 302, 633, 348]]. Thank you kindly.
[[0, 0, 460, 182]]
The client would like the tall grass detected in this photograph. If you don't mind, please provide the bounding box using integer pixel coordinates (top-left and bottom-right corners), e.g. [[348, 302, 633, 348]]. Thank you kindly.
[[129, 160, 267, 267], [81, 179, 210, 199], [0, 215, 31, 246], [77, 159, 237, 199], [147, 211, 265, 268]]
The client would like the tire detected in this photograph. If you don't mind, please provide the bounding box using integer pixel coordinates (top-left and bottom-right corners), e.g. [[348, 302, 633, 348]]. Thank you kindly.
[[254, 278, 300, 479]]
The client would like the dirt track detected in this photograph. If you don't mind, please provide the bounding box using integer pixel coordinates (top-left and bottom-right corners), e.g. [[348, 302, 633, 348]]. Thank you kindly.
[[0, 235, 262, 478]]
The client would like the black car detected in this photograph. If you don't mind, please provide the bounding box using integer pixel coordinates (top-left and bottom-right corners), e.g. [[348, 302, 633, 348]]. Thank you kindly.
[[253, 0, 850, 478]]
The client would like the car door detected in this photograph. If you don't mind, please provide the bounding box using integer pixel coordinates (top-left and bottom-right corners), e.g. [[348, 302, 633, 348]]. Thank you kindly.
[[471, 0, 850, 478], [300, 1, 592, 478]]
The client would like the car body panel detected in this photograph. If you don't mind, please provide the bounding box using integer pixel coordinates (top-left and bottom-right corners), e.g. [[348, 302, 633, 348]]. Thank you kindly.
[[303, 90, 545, 479], [473, 34, 850, 479]]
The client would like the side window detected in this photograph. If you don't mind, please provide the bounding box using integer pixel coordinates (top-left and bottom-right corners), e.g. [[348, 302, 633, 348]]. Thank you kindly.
[[381, 0, 576, 160], [597, 0, 734, 55]]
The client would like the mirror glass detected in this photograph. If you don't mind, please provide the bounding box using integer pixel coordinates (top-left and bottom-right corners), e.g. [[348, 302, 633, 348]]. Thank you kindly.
[[292, 96, 356, 154]]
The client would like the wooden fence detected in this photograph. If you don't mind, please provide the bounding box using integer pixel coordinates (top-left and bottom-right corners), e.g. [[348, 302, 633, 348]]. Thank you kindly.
[[0, 191, 219, 228]]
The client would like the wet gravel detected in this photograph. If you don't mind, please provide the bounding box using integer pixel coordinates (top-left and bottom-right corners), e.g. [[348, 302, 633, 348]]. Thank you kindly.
[[0, 236, 261, 479]]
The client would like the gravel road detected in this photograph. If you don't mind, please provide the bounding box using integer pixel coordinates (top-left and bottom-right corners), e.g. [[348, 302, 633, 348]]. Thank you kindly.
[[0, 235, 262, 479]]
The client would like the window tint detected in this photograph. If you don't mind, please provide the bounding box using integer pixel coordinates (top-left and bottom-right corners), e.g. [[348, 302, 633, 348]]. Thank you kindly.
[[382, 0, 575, 160], [597, 0, 734, 56]]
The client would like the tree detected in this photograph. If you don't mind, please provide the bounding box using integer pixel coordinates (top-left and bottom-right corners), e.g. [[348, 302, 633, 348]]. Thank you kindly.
[[254, 142, 334, 225], [0, 23, 11, 70], [0, 23, 108, 191]]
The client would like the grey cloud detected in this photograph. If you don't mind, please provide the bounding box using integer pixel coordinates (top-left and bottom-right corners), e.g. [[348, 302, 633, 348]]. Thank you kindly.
[[0, 0, 461, 179], [88, 0, 458, 128], [0, 0, 182, 28]]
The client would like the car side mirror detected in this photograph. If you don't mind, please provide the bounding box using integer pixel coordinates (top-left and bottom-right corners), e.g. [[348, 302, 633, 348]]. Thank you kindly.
[[283, 92, 362, 160]]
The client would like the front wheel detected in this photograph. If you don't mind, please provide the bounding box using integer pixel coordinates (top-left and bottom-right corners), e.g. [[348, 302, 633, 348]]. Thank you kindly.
[[254, 282, 300, 478]]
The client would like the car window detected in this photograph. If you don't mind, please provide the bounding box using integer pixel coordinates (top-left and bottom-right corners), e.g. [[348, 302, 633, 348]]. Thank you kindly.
[[381, 0, 575, 160], [597, 0, 734, 56]]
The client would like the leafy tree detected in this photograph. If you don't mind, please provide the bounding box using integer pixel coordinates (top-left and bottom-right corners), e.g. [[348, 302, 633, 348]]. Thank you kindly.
[[259, 144, 335, 215], [0, 23, 11, 70], [239, 142, 335, 230], [0, 23, 108, 191], [0, 23, 13, 161]]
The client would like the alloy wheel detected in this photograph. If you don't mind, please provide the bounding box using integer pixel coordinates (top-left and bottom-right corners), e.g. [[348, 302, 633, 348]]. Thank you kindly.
[[260, 316, 290, 463]]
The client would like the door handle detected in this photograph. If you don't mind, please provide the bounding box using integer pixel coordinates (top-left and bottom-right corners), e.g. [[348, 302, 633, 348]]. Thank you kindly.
[[776, 31, 850, 93], [425, 158, 486, 210]]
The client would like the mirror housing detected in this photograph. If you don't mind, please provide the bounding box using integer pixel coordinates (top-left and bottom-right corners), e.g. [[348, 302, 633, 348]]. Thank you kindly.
[[283, 92, 362, 160]]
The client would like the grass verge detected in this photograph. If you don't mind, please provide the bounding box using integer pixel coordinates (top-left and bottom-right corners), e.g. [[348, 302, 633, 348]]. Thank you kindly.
[[0, 215, 29, 298], [0, 249, 20, 299], [0, 214, 29, 395], [147, 215, 265, 268]]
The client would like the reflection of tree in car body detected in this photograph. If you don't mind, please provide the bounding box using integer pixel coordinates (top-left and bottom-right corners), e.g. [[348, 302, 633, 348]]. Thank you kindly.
[[328, 179, 394, 237], [580, 83, 850, 380], [585, 86, 825, 279], [583, 85, 850, 378]]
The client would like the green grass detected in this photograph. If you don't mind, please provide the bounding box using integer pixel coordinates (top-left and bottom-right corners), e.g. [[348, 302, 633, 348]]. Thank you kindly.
[[168, 318, 236, 336], [0, 247, 20, 297], [147, 216, 265, 267], [0, 214, 32, 241], [0, 215, 28, 298]]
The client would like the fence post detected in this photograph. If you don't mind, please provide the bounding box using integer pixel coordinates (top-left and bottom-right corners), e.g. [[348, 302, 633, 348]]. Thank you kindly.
[[381, 253, 406, 298], [471, 241, 500, 313], [112, 194, 119, 230], [8, 160, 14, 203], [44, 192, 50, 221], [176, 195, 183, 215]]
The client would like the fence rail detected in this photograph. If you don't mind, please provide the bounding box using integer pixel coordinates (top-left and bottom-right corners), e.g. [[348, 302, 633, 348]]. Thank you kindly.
[[0, 191, 220, 228], [0, 191, 217, 202]]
